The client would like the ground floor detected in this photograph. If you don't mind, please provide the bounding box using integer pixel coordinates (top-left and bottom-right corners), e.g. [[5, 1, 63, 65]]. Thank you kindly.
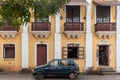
[[0, 40, 120, 73], [0, 32, 120, 73]]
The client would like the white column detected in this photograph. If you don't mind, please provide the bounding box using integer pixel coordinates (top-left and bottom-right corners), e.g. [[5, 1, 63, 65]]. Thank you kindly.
[[22, 23, 29, 68], [54, 13, 61, 59], [116, 6, 120, 73], [85, 4, 92, 68]]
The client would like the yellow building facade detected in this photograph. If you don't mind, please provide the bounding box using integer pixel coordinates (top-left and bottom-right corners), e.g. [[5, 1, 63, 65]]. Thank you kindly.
[[0, 0, 120, 73]]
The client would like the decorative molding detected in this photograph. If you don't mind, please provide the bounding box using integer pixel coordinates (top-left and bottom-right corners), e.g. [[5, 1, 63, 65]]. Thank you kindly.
[[31, 31, 50, 38], [64, 31, 84, 38], [96, 31, 116, 38], [0, 31, 18, 38]]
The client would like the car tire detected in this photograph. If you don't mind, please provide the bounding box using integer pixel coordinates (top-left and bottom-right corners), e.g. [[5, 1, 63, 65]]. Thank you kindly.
[[69, 73, 76, 80], [37, 72, 45, 80]]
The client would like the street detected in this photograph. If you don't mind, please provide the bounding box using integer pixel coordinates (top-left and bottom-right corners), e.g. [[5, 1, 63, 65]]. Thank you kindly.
[[0, 73, 120, 80]]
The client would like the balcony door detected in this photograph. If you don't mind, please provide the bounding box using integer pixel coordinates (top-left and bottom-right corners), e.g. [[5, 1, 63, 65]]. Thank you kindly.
[[66, 6, 80, 22], [96, 6, 110, 23]]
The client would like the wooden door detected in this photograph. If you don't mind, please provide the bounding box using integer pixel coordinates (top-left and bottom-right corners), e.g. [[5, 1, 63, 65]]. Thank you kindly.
[[99, 45, 109, 66], [37, 44, 47, 66]]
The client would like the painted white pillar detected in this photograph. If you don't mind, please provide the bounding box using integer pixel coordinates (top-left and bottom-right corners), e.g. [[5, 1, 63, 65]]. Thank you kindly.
[[22, 23, 29, 68], [85, 4, 92, 68], [54, 13, 61, 59], [116, 6, 120, 73]]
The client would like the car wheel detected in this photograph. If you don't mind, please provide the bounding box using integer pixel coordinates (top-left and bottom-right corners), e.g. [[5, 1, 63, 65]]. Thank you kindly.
[[37, 72, 45, 80], [69, 73, 76, 80]]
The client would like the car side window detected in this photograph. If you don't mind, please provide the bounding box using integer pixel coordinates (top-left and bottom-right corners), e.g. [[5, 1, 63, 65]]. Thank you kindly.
[[49, 60, 59, 66], [60, 60, 71, 66]]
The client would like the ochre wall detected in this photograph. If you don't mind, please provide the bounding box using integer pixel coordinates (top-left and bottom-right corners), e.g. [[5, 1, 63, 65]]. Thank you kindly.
[[0, 27, 22, 71]]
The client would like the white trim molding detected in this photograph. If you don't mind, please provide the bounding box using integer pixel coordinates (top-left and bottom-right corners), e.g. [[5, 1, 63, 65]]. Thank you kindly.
[[34, 42, 49, 66], [22, 23, 29, 68], [116, 6, 120, 73], [85, 4, 92, 68], [54, 13, 62, 59]]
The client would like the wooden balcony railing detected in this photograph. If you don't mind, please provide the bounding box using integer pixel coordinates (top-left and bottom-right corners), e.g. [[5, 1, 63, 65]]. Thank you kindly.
[[95, 23, 116, 32], [64, 22, 84, 31], [32, 22, 51, 31], [0, 25, 18, 31]]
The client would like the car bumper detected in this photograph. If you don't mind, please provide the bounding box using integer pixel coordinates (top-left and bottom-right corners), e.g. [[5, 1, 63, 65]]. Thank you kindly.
[[32, 69, 37, 76], [32, 72, 37, 76], [32, 72, 38, 79], [75, 71, 80, 75]]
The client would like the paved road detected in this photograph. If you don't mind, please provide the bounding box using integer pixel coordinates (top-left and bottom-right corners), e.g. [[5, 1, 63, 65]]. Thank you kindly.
[[0, 73, 120, 80]]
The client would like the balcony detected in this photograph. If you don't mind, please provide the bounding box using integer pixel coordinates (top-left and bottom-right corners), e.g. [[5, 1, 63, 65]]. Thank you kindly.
[[64, 22, 84, 38], [67, 0, 89, 5], [95, 23, 116, 38], [0, 25, 18, 38], [31, 22, 51, 38]]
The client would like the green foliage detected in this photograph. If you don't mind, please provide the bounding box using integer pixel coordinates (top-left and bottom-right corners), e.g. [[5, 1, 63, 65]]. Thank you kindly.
[[0, 0, 70, 28]]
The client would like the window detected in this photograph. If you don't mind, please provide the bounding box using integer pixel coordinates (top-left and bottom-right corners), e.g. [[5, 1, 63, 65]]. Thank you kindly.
[[96, 6, 110, 23], [35, 8, 49, 22], [67, 44, 79, 59], [49, 60, 58, 66], [3, 44, 15, 58], [66, 6, 80, 22], [62, 43, 84, 59], [67, 47, 79, 58], [60, 60, 73, 66]]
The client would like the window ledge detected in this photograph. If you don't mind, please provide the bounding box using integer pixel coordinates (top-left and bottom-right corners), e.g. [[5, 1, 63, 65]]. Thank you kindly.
[[3, 58, 15, 61]]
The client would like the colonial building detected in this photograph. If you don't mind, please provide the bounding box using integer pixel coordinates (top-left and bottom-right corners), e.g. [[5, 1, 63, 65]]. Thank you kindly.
[[0, 0, 120, 73]]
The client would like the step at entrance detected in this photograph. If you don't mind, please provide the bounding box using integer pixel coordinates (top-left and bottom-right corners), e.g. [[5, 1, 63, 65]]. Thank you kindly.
[[98, 66, 116, 74]]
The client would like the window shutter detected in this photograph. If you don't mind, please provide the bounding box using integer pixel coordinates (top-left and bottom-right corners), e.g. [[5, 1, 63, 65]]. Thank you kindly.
[[62, 47, 67, 59], [78, 47, 84, 59]]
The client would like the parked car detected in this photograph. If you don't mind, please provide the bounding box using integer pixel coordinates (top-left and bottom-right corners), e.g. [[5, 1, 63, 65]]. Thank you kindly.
[[32, 59, 80, 80]]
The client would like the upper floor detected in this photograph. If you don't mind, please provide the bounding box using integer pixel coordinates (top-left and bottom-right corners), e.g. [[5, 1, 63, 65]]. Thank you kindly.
[[0, 0, 119, 39]]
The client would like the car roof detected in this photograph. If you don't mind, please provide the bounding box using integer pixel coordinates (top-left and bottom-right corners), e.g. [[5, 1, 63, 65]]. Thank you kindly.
[[53, 59, 74, 61]]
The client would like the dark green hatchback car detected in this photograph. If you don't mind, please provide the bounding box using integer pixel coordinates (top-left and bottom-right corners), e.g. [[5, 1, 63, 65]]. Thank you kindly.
[[32, 59, 80, 80]]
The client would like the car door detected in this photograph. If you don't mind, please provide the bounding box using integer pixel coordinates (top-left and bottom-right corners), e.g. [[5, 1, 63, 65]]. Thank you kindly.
[[43, 59, 60, 75], [59, 60, 73, 74]]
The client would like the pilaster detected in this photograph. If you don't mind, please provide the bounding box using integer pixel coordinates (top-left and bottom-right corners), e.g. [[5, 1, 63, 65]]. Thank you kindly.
[[54, 13, 61, 59], [22, 23, 29, 68], [86, 4, 93, 68], [116, 6, 120, 73]]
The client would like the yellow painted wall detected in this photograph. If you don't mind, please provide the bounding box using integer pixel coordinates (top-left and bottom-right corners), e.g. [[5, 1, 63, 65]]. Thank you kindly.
[[0, 27, 22, 71]]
